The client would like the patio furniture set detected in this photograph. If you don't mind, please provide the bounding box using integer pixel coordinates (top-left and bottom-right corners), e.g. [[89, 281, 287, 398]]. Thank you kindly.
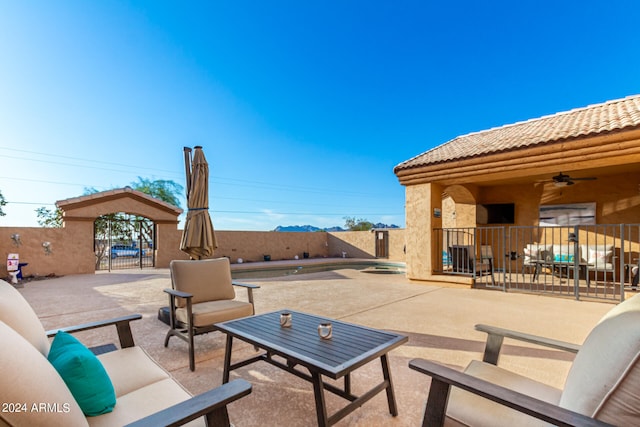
[[2, 256, 639, 426], [522, 243, 618, 287]]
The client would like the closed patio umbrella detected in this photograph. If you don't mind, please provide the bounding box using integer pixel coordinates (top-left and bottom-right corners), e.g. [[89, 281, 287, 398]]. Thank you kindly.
[[180, 146, 216, 259]]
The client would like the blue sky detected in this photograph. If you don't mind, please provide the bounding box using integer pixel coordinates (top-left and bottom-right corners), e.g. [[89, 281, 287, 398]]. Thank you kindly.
[[2, 1, 640, 231]]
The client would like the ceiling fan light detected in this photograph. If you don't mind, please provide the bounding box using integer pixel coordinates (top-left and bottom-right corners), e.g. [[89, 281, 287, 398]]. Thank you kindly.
[[554, 181, 570, 187]]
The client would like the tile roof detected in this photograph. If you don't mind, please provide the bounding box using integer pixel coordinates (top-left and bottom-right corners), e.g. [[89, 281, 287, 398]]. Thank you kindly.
[[395, 94, 640, 172]]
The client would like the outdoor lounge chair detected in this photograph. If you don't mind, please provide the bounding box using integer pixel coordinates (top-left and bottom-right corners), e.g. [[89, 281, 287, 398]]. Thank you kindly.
[[164, 257, 259, 371], [0, 279, 251, 427], [448, 245, 495, 285], [409, 293, 640, 426], [449, 245, 475, 274]]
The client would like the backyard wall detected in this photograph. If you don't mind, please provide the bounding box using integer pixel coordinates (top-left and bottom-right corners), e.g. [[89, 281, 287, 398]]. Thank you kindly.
[[0, 226, 406, 278], [327, 229, 405, 261]]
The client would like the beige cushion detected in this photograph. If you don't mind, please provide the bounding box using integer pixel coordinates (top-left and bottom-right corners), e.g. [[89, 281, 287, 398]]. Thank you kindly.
[[584, 245, 614, 270], [170, 258, 235, 307], [87, 378, 204, 427], [445, 360, 561, 427], [98, 347, 170, 398], [560, 293, 640, 425], [176, 300, 254, 327], [0, 279, 50, 356], [0, 321, 87, 427]]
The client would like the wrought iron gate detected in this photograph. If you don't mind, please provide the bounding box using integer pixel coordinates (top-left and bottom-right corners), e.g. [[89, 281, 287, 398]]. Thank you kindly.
[[94, 215, 155, 271], [436, 224, 638, 301]]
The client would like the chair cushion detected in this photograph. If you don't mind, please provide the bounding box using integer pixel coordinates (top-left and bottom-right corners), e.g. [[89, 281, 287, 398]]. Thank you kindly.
[[560, 294, 640, 425], [585, 245, 614, 270], [0, 321, 88, 427], [0, 279, 50, 356], [97, 346, 171, 398], [86, 378, 204, 427], [176, 300, 254, 327], [47, 331, 116, 417], [170, 258, 235, 307], [446, 360, 562, 427]]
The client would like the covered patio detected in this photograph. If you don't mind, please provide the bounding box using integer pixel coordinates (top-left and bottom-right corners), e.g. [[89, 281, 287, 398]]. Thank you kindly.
[[16, 263, 612, 426], [395, 95, 640, 288]]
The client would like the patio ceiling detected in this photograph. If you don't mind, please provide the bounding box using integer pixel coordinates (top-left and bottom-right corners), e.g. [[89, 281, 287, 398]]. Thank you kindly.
[[395, 95, 640, 187]]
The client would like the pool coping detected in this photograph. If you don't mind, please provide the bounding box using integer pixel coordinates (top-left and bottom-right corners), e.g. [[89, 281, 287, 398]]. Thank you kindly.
[[230, 257, 405, 274]]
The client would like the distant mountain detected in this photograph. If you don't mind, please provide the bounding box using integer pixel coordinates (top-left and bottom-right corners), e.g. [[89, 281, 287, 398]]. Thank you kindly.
[[273, 223, 399, 232], [373, 223, 400, 229], [273, 225, 332, 232]]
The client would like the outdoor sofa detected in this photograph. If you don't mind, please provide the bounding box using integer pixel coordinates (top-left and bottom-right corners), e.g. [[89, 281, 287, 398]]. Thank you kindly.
[[523, 243, 616, 285], [0, 279, 250, 427]]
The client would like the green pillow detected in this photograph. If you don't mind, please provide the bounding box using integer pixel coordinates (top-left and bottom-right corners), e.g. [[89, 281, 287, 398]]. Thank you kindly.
[[47, 331, 116, 416]]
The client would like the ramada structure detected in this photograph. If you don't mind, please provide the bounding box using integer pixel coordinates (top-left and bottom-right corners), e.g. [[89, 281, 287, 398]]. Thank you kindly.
[[394, 94, 640, 284]]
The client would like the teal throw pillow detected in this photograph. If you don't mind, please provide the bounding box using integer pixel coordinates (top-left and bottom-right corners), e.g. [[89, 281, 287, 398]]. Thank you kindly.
[[47, 331, 116, 416]]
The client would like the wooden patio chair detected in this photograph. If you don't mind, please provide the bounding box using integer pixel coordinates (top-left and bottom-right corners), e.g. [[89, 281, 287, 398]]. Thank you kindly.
[[409, 293, 640, 426], [164, 258, 259, 371]]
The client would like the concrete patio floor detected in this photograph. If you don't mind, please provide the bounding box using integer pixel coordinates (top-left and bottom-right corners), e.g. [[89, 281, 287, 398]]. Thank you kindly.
[[18, 261, 615, 426]]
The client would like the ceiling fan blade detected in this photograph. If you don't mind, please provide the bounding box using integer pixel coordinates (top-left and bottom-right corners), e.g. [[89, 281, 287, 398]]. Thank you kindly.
[[551, 173, 596, 183]]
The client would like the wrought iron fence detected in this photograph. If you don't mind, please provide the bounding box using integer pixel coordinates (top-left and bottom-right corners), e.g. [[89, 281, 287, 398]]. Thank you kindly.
[[435, 224, 639, 301]]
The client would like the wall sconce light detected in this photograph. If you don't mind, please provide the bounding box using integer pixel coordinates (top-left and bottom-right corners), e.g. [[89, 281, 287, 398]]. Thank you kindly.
[[42, 241, 52, 255], [11, 234, 21, 246], [568, 233, 578, 243]]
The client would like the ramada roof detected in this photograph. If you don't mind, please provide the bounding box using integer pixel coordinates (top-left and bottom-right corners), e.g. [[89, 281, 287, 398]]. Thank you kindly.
[[394, 94, 640, 173]]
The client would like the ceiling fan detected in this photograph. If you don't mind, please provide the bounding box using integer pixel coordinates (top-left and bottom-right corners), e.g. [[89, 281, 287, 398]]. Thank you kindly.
[[551, 172, 597, 187]]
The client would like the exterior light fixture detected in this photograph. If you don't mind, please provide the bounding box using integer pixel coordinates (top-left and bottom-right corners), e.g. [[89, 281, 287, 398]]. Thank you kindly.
[[42, 241, 52, 255], [11, 234, 21, 246]]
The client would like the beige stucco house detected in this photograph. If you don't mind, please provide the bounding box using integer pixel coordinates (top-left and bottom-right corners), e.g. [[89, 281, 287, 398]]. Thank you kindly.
[[394, 94, 640, 283]]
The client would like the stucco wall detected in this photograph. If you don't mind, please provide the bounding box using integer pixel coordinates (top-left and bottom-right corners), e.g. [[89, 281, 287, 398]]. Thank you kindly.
[[405, 183, 437, 280], [213, 230, 331, 263], [0, 227, 88, 277], [327, 229, 405, 261], [404, 172, 640, 282], [0, 226, 406, 278]]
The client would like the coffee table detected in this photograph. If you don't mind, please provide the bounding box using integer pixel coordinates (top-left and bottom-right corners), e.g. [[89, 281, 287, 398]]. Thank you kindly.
[[215, 309, 408, 426]]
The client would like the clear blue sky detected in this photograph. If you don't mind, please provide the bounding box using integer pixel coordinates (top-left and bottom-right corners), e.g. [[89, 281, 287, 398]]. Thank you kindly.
[[2, 1, 640, 231]]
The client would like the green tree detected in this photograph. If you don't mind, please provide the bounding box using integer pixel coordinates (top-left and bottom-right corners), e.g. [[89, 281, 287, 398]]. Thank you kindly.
[[0, 190, 6, 216], [36, 207, 64, 227], [343, 216, 374, 231], [130, 177, 183, 208]]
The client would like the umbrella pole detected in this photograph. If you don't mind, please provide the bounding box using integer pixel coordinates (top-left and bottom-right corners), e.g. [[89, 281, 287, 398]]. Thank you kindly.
[[183, 147, 193, 201]]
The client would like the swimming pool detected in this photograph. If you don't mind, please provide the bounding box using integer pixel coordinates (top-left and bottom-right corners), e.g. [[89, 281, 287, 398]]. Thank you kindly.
[[230, 260, 405, 279]]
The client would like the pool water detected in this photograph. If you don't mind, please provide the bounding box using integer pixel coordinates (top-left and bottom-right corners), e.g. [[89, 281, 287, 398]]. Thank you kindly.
[[231, 261, 405, 279]]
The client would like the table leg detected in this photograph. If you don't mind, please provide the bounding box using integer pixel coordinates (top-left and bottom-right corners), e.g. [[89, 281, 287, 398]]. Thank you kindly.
[[311, 371, 329, 427], [381, 354, 399, 416], [532, 263, 540, 282], [222, 334, 233, 384]]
